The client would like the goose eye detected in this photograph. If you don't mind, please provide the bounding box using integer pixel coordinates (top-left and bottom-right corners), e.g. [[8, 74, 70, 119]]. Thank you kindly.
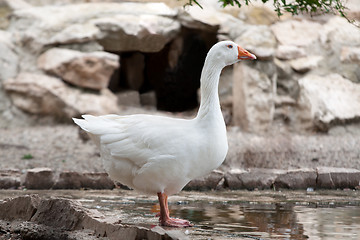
[[227, 44, 233, 49]]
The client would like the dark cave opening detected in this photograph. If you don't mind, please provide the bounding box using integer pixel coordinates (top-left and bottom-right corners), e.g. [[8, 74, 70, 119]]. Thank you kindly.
[[108, 28, 218, 112]]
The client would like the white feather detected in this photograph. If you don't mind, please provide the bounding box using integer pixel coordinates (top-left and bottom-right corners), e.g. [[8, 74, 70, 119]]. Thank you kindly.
[[73, 41, 251, 195]]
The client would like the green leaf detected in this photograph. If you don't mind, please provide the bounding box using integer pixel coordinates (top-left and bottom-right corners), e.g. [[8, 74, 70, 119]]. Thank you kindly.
[[22, 154, 34, 160]]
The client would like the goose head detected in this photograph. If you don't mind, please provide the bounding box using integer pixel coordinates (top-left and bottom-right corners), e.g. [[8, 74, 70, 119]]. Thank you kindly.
[[207, 41, 256, 67]]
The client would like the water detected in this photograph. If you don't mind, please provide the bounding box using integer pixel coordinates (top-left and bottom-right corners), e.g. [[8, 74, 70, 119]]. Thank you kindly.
[[1, 189, 359, 239], [74, 190, 360, 240]]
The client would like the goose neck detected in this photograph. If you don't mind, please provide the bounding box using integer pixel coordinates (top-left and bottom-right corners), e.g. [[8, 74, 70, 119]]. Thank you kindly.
[[196, 58, 224, 120]]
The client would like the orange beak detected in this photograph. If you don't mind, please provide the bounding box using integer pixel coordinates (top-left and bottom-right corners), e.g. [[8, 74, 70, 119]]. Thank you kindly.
[[237, 46, 256, 60]]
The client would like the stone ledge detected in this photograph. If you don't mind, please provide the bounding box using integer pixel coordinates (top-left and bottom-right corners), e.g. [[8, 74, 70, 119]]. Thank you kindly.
[[0, 167, 359, 190], [0, 195, 179, 240]]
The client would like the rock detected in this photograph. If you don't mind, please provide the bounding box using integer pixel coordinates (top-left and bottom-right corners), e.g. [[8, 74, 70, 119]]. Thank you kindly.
[[0, 169, 21, 189], [316, 167, 360, 189], [341, 46, 360, 63], [48, 23, 102, 45], [151, 226, 190, 240], [0, 194, 41, 221], [53, 172, 82, 189], [0, 30, 18, 125], [274, 58, 293, 79], [344, 0, 360, 22], [225, 168, 286, 190], [31, 197, 95, 230], [0, 221, 102, 240], [298, 74, 360, 131], [38, 48, 119, 90], [24, 168, 54, 189], [184, 170, 224, 191], [235, 25, 276, 60], [178, 5, 222, 32], [81, 173, 115, 189], [289, 56, 323, 73], [232, 64, 274, 132], [0, 31, 18, 82], [0, 176, 21, 189], [223, 168, 247, 189], [140, 91, 157, 107], [0, 195, 177, 240], [271, 19, 322, 47], [318, 16, 360, 83], [3, 0, 32, 10], [274, 95, 296, 107], [275, 45, 306, 60], [0, 31, 18, 126], [53, 172, 115, 189], [274, 169, 317, 189], [3, 73, 119, 119], [243, 5, 278, 25], [8, 2, 178, 52], [94, 14, 180, 52], [116, 90, 141, 107], [320, 16, 360, 49], [219, 17, 249, 41]]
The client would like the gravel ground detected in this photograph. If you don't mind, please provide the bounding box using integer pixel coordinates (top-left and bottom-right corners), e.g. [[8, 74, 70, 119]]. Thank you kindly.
[[1, 123, 360, 174], [0, 125, 102, 173]]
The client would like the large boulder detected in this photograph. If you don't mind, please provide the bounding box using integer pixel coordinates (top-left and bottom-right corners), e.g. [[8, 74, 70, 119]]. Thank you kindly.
[[8, 2, 179, 52], [320, 16, 360, 49], [318, 16, 360, 82], [178, 3, 225, 32], [298, 74, 360, 131], [3, 72, 119, 120], [235, 25, 276, 60], [38, 48, 119, 90], [232, 64, 274, 132], [93, 14, 180, 52], [271, 19, 322, 47]]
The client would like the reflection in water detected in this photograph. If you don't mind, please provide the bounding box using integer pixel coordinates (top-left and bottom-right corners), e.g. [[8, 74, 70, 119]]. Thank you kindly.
[[168, 203, 359, 239], [295, 206, 360, 240], [175, 203, 308, 239], [30, 190, 359, 240]]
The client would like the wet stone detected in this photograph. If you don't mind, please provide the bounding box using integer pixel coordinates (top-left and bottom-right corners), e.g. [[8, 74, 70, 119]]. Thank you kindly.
[[316, 167, 360, 189], [225, 168, 286, 190], [24, 168, 54, 189], [184, 170, 224, 191], [53, 172, 115, 190], [0, 195, 178, 240], [0, 194, 41, 221], [81, 173, 115, 190], [0, 169, 21, 189], [274, 169, 317, 189]]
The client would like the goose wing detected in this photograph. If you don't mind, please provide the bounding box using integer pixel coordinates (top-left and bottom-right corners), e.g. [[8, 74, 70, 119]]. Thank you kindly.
[[73, 114, 194, 167]]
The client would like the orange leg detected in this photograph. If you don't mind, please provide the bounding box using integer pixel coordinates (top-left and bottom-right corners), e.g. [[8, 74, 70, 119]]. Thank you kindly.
[[157, 192, 192, 227]]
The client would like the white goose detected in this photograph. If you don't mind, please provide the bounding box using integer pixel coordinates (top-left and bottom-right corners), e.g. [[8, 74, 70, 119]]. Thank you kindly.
[[73, 41, 256, 227]]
